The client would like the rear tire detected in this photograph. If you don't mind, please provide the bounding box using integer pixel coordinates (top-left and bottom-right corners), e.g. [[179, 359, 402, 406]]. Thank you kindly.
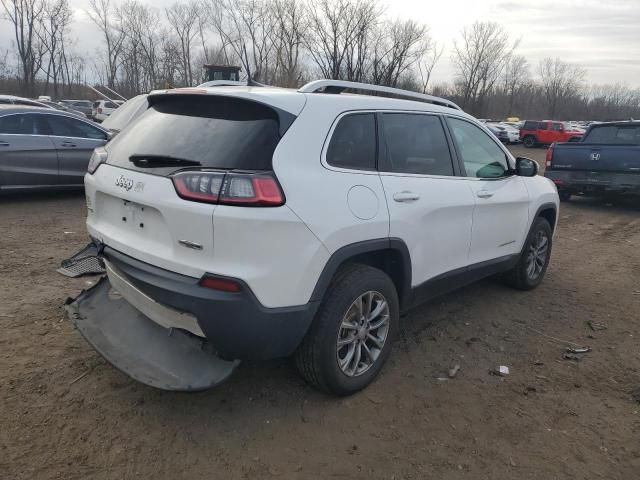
[[558, 190, 571, 202], [523, 135, 537, 148], [295, 264, 399, 396], [503, 217, 553, 290]]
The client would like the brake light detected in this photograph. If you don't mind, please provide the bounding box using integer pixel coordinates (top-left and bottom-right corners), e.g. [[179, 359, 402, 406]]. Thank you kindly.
[[171, 171, 285, 206], [546, 143, 554, 168], [173, 172, 224, 203], [199, 275, 241, 293]]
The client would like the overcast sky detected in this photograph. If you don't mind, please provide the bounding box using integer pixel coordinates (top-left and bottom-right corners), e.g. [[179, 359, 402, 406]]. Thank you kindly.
[[1, 0, 639, 87]]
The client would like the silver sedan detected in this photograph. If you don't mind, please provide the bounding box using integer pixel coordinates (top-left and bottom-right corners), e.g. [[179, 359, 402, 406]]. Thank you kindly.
[[0, 105, 108, 191]]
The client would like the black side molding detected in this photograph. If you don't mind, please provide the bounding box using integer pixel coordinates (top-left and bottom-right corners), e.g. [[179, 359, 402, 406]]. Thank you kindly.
[[411, 254, 519, 307]]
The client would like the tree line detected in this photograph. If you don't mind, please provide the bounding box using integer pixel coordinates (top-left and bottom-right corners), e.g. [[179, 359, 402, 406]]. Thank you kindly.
[[2, 0, 640, 121]]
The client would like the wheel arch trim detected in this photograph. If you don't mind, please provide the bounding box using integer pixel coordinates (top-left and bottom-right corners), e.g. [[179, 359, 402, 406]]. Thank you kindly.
[[309, 238, 413, 311], [533, 201, 558, 232]]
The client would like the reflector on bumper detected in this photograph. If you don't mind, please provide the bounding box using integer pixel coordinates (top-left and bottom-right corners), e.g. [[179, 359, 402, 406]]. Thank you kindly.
[[65, 276, 239, 391]]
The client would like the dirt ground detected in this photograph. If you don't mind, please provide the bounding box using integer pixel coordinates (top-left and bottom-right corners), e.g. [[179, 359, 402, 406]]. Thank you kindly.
[[1, 145, 639, 479]]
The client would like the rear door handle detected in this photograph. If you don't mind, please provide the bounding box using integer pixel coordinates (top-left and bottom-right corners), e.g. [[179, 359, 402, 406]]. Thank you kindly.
[[0, 141, 9, 147], [393, 191, 420, 202], [477, 189, 494, 199], [61, 141, 77, 148]]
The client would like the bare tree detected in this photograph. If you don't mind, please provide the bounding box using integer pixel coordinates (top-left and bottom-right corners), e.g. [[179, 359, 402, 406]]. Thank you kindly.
[[1, 0, 47, 95], [417, 41, 442, 93], [38, 0, 73, 96], [0, 48, 11, 78], [117, 0, 163, 93], [86, 0, 125, 87], [502, 54, 529, 115], [370, 19, 430, 87], [304, 0, 380, 81], [453, 21, 515, 116], [206, 0, 276, 82], [538, 57, 586, 118], [270, 0, 306, 87], [165, 1, 200, 86]]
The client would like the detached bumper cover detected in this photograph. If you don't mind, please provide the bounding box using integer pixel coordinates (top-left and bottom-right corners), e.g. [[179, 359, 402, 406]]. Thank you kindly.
[[65, 276, 239, 391]]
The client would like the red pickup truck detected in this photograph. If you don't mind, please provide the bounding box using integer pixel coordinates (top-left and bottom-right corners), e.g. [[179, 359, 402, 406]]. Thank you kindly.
[[520, 120, 583, 147]]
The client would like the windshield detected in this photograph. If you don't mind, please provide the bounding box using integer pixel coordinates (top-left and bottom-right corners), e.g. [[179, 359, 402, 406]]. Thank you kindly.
[[105, 94, 290, 175]]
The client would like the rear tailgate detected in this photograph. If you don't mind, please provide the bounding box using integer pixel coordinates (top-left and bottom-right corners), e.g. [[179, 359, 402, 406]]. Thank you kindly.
[[84, 90, 303, 278], [550, 143, 640, 174], [85, 163, 216, 278]]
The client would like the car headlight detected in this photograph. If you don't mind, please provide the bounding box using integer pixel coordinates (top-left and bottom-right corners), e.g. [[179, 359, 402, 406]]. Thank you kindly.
[[88, 147, 108, 174]]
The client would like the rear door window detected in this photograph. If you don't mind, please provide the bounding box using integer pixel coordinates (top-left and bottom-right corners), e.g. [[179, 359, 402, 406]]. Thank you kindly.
[[326, 113, 376, 170], [105, 95, 290, 175], [381, 113, 454, 176], [0, 114, 47, 134], [44, 115, 107, 139]]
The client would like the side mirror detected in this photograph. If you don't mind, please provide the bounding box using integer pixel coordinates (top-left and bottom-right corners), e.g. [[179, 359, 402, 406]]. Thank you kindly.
[[515, 157, 538, 177]]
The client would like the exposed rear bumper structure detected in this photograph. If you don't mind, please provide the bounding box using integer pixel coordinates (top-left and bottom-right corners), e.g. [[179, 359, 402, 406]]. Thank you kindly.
[[64, 242, 319, 392], [65, 276, 239, 391]]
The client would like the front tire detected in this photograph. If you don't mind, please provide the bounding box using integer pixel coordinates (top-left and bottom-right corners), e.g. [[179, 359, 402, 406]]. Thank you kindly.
[[523, 135, 537, 148], [295, 264, 399, 396], [503, 217, 553, 290]]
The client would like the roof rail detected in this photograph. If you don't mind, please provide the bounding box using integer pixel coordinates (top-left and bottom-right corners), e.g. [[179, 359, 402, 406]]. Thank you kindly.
[[298, 79, 462, 111]]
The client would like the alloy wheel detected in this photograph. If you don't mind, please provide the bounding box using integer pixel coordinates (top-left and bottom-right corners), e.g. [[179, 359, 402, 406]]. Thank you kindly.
[[336, 291, 390, 377], [526, 230, 549, 280]]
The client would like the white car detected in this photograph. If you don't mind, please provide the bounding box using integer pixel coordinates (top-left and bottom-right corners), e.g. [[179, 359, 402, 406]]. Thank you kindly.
[[488, 122, 520, 143], [91, 99, 121, 122], [68, 80, 559, 396]]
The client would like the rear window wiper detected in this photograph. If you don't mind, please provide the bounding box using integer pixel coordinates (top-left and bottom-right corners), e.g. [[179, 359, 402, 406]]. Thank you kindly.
[[129, 154, 201, 168]]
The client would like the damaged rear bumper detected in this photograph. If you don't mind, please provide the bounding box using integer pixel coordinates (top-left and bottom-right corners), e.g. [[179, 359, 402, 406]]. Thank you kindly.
[[65, 276, 239, 391]]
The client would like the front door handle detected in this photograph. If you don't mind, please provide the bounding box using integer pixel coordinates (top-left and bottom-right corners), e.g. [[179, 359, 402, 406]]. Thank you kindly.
[[477, 189, 494, 199], [0, 141, 9, 147], [393, 191, 420, 202]]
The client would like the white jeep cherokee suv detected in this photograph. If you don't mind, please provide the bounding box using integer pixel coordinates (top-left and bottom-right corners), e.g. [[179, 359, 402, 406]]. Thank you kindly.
[[68, 80, 559, 396]]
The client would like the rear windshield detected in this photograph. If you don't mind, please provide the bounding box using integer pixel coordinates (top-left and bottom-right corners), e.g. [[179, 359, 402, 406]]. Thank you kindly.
[[101, 94, 148, 132], [584, 125, 640, 144], [105, 95, 285, 174]]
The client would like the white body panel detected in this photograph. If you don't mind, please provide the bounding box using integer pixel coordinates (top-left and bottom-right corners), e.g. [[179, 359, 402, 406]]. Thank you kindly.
[[465, 175, 531, 264], [85, 84, 559, 312], [273, 99, 390, 254], [380, 173, 475, 286]]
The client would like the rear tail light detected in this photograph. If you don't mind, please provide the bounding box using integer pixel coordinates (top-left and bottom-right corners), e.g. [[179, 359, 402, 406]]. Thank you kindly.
[[546, 143, 555, 168], [172, 171, 285, 206], [88, 147, 108, 174]]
